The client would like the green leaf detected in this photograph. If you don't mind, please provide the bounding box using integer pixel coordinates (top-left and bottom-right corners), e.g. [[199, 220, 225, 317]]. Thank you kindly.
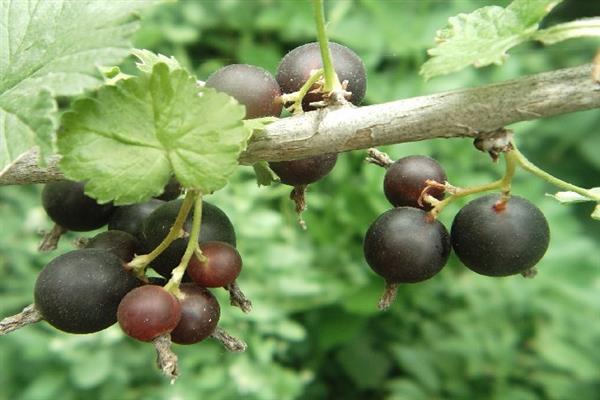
[[58, 63, 249, 205], [131, 48, 183, 74], [420, 0, 561, 80], [0, 89, 56, 175], [533, 18, 600, 44], [99, 66, 134, 86], [243, 116, 278, 132], [547, 188, 600, 204], [0, 0, 154, 174], [253, 161, 280, 186]]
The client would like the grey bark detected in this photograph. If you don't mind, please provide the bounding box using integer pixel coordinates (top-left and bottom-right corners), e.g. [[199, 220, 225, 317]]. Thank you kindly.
[[1, 63, 598, 186]]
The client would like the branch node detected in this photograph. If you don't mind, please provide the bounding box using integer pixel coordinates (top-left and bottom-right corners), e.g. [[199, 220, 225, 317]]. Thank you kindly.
[[473, 128, 514, 162]]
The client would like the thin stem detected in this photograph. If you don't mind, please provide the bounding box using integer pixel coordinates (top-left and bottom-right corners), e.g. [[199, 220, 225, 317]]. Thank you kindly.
[[290, 69, 324, 114], [312, 0, 341, 92], [164, 192, 203, 296], [429, 180, 502, 218], [429, 151, 517, 218], [511, 143, 600, 201], [127, 191, 195, 274], [500, 148, 518, 198]]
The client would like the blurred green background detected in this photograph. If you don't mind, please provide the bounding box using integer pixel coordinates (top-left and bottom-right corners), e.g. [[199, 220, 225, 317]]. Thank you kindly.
[[1, 1, 599, 399]]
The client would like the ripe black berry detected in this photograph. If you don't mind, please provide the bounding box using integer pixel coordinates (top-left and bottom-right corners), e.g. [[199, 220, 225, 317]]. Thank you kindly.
[[206, 64, 282, 118], [34, 249, 140, 334], [143, 200, 236, 278], [170, 284, 220, 345], [117, 285, 181, 342], [156, 177, 182, 201], [276, 42, 366, 110], [85, 230, 141, 262], [187, 241, 242, 288], [363, 207, 450, 283], [451, 194, 550, 276], [384, 155, 447, 210], [42, 180, 115, 231], [108, 199, 164, 243], [269, 153, 338, 186]]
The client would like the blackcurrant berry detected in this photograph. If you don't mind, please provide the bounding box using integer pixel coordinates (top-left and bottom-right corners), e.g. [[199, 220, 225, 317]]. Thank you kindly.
[[117, 285, 181, 342], [42, 180, 115, 231], [170, 284, 220, 345], [383, 155, 447, 210], [276, 42, 366, 110], [155, 177, 182, 201], [187, 241, 242, 288], [143, 200, 236, 278], [205, 64, 282, 118], [34, 249, 140, 334], [269, 153, 338, 186], [451, 194, 550, 277], [85, 230, 141, 262], [363, 207, 450, 283], [108, 199, 164, 243]]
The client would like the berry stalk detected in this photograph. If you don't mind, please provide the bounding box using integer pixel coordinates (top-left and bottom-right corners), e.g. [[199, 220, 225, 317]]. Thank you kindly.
[[164, 192, 203, 296], [279, 68, 324, 115], [510, 141, 600, 201], [428, 149, 518, 218], [128, 190, 195, 276]]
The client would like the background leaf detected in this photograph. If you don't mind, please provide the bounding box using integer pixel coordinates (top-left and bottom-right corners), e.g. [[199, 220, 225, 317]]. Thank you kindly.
[[420, 0, 561, 79]]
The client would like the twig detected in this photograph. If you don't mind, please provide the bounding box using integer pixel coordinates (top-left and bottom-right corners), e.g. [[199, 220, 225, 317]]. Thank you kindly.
[[224, 281, 252, 313], [0, 304, 43, 335], [1, 64, 599, 185], [152, 334, 178, 382], [210, 327, 247, 352]]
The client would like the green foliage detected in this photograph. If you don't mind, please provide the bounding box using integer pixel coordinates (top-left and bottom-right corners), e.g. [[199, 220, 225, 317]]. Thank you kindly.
[[252, 161, 280, 187], [421, 0, 600, 79], [58, 63, 250, 204], [1, 1, 600, 400], [0, 0, 154, 173]]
